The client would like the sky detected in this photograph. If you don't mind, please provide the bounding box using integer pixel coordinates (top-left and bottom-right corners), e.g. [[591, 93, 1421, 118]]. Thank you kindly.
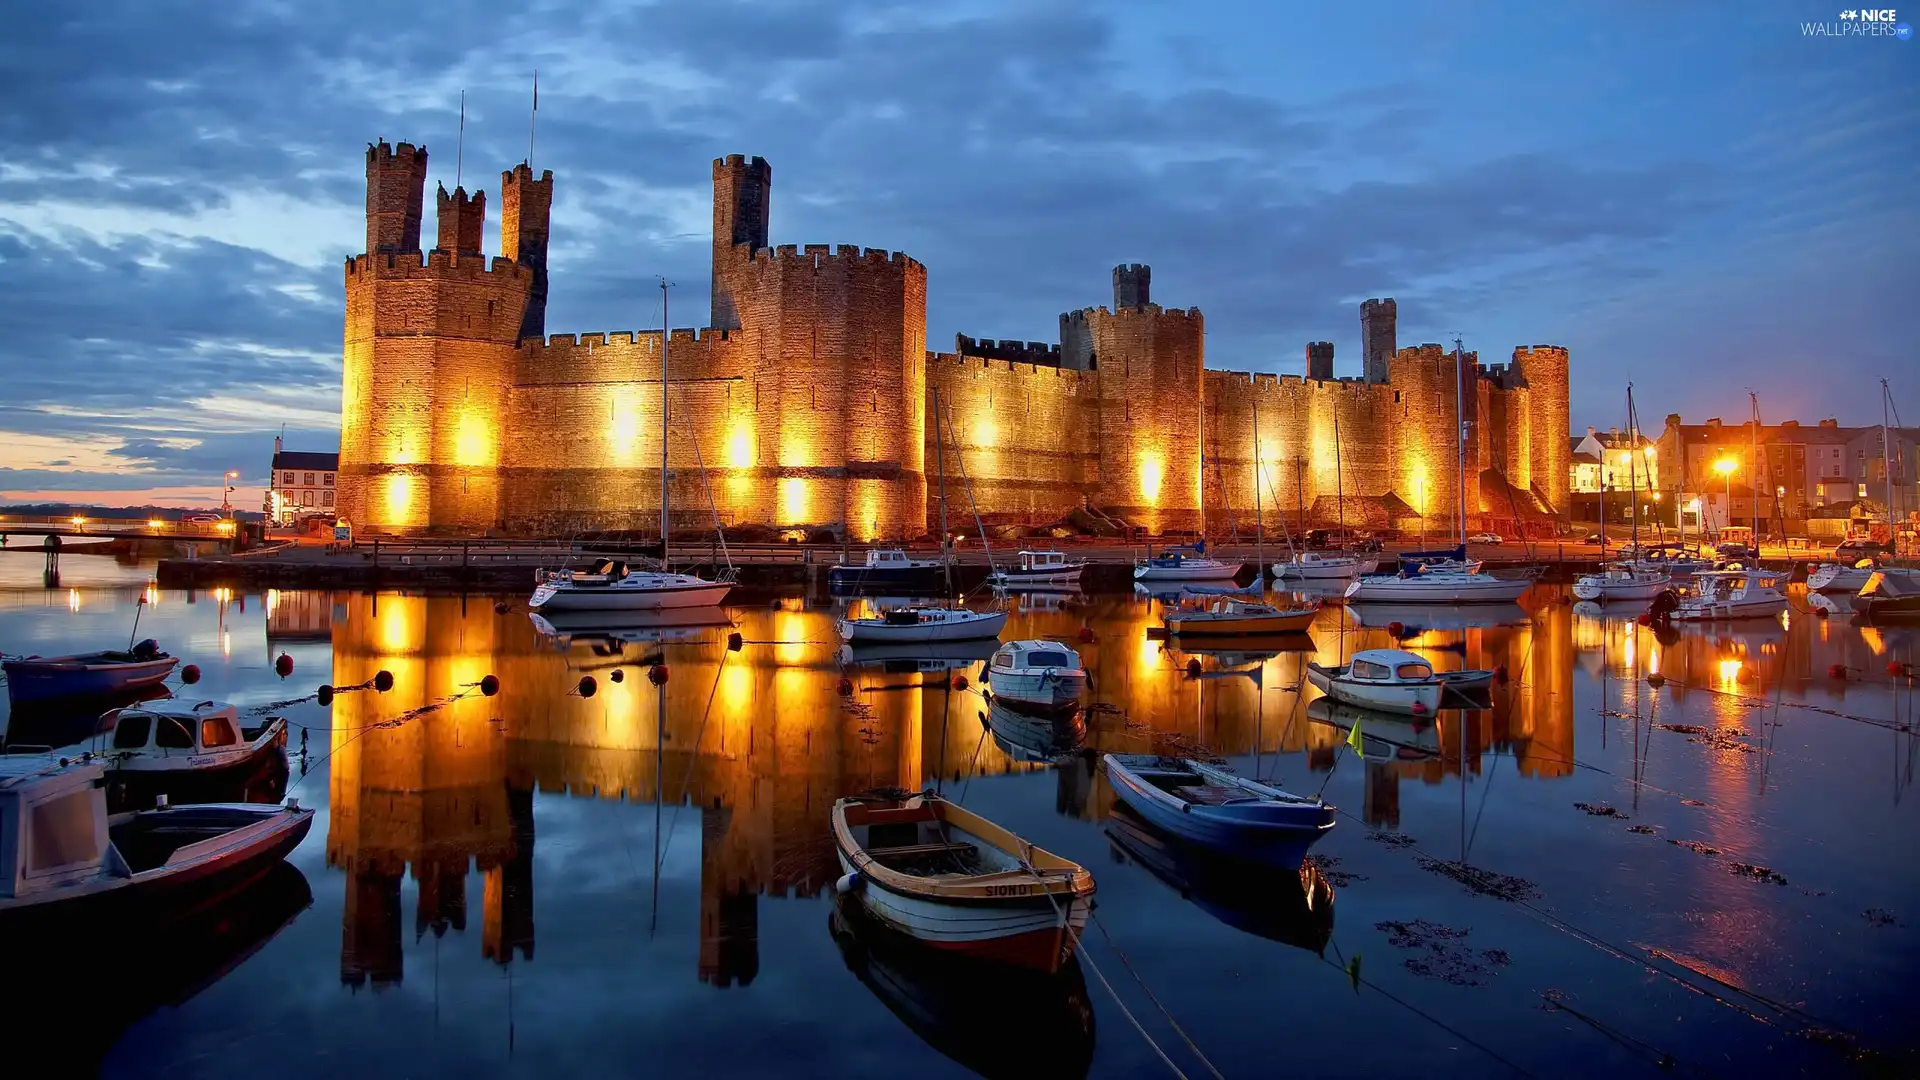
[[0, 0, 1914, 506]]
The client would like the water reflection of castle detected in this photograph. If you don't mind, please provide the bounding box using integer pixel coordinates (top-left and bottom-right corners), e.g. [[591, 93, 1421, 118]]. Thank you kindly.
[[323, 592, 1580, 986]]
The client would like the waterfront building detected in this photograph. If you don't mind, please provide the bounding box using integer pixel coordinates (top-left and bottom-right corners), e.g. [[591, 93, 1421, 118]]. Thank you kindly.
[[266, 436, 339, 525]]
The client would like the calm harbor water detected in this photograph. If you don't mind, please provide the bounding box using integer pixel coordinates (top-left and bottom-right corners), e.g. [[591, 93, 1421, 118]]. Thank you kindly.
[[2, 549, 1917, 1079]]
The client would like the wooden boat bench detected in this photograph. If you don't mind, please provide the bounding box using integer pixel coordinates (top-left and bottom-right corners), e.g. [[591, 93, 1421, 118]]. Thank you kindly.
[[864, 841, 977, 859], [1179, 784, 1264, 807]]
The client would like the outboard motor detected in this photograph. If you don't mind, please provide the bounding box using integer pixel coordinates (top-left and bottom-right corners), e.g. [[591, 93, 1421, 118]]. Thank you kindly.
[[1646, 589, 1682, 624], [131, 638, 161, 660]]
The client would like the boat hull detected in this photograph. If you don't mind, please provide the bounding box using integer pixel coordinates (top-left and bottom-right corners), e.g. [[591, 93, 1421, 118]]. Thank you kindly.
[[985, 669, 1086, 715], [836, 851, 1088, 973], [1167, 610, 1317, 636], [1669, 599, 1788, 621], [105, 740, 290, 814], [1807, 564, 1873, 593], [1133, 562, 1243, 583], [828, 565, 949, 589], [839, 610, 1008, 644], [1272, 557, 1368, 580], [528, 578, 731, 612], [1571, 575, 1671, 602], [990, 567, 1085, 587], [1305, 664, 1443, 716], [1345, 574, 1533, 604], [2, 656, 178, 706], [1103, 756, 1333, 866]]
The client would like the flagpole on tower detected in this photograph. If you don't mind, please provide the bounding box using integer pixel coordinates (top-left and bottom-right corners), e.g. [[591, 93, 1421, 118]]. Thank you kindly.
[[527, 70, 538, 170], [455, 89, 466, 190]]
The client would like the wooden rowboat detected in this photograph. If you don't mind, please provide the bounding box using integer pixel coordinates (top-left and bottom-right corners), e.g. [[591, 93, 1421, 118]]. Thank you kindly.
[[832, 792, 1094, 973], [1165, 596, 1318, 637], [1103, 754, 1334, 865]]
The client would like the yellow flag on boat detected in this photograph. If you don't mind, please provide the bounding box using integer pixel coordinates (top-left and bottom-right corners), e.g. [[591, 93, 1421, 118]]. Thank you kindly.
[[1347, 716, 1364, 758]]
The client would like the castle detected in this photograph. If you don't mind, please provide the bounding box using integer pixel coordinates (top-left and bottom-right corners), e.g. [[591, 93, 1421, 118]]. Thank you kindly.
[[337, 142, 1570, 537]]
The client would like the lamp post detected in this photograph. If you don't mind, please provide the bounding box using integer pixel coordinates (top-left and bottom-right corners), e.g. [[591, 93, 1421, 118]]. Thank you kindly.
[[223, 471, 238, 521], [1713, 457, 1737, 541]]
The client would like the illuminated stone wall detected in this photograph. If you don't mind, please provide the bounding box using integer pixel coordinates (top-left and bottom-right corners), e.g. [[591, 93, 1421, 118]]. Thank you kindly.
[[925, 352, 1098, 527], [1080, 304, 1208, 534]]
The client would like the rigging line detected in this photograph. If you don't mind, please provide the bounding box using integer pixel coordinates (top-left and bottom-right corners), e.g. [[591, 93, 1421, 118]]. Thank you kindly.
[[1540, 990, 1724, 1080], [653, 647, 729, 876], [1089, 912, 1228, 1080], [1645, 674, 1916, 734], [1307, 951, 1547, 1080], [672, 377, 734, 573]]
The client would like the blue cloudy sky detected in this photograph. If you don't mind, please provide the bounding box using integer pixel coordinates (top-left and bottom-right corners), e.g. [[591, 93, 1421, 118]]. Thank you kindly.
[[0, 0, 1913, 505]]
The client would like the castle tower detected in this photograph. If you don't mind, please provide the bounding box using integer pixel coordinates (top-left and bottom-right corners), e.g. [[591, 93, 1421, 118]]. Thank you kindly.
[[1077, 298, 1206, 534], [365, 141, 429, 255], [1113, 263, 1150, 309], [711, 154, 771, 331], [1513, 345, 1571, 512], [1361, 298, 1396, 384], [1306, 341, 1334, 381], [500, 163, 553, 341], [434, 184, 486, 257]]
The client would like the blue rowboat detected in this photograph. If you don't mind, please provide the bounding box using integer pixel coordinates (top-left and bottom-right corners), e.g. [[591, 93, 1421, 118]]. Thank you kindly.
[[3, 647, 177, 706], [1103, 754, 1334, 866]]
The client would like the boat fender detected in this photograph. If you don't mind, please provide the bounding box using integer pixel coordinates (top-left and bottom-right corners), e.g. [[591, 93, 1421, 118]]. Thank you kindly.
[[316, 684, 334, 706], [1811, 607, 1828, 618], [1410, 702, 1428, 716], [951, 674, 968, 691], [181, 664, 201, 685], [1387, 621, 1405, 636], [1888, 661, 1910, 679], [648, 664, 669, 686], [836, 871, 864, 895], [1181, 802, 1193, 814], [374, 669, 395, 693], [275, 653, 294, 678], [610, 668, 625, 683], [480, 674, 500, 697]]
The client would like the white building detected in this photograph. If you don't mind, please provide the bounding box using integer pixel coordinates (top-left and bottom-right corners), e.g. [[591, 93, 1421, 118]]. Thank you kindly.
[[266, 437, 339, 525]]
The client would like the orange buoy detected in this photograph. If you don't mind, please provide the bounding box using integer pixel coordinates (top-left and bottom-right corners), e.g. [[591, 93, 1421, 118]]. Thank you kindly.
[[1888, 661, 1908, 678], [1810, 606, 1828, 618], [1828, 663, 1847, 680], [951, 674, 969, 691], [648, 664, 669, 686], [1410, 701, 1428, 716], [1387, 621, 1405, 636], [1077, 626, 1095, 644], [180, 664, 201, 685]]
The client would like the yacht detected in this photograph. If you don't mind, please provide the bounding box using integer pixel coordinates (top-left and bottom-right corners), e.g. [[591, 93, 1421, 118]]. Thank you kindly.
[[1572, 562, 1671, 603], [1133, 546, 1242, 583], [1345, 566, 1534, 604], [530, 558, 733, 612], [828, 548, 951, 591], [1663, 569, 1788, 622], [1271, 551, 1377, 581], [989, 550, 1087, 588]]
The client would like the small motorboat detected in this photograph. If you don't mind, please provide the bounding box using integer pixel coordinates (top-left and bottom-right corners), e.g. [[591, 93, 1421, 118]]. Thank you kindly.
[[1572, 562, 1671, 603], [0, 755, 313, 933], [1306, 697, 1441, 762], [1807, 560, 1900, 594], [1104, 804, 1335, 956], [1271, 551, 1377, 581], [1165, 595, 1317, 637], [1856, 569, 1920, 620], [985, 641, 1087, 716], [1103, 754, 1334, 865], [990, 550, 1087, 588], [60, 699, 289, 812], [3, 640, 177, 706], [838, 606, 1008, 644], [828, 549, 951, 591], [985, 701, 1087, 764], [1133, 546, 1242, 583], [828, 895, 1095, 1080], [1305, 648, 1447, 716], [529, 558, 731, 612], [1652, 569, 1788, 622], [1344, 567, 1534, 604], [832, 792, 1094, 973]]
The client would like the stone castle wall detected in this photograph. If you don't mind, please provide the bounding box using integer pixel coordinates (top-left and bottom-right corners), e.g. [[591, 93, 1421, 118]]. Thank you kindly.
[[336, 138, 1571, 538]]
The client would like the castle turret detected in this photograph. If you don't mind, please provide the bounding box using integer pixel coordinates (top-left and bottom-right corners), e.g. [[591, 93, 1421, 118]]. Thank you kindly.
[[501, 163, 553, 341], [435, 184, 486, 257], [366, 141, 429, 255], [1514, 345, 1571, 512], [711, 154, 771, 331], [1306, 341, 1334, 381], [1113, 263, 1150, 309], [1361, 297, 1396, 384]]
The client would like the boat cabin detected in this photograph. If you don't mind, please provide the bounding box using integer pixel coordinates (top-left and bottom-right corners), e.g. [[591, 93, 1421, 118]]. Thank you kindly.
[[1015, 551, 1074, 571], [568, 559, 630, 584], [1690, 570, 1781, 601], [991, 640, 1082, 672], [859, 549, 923, 568], [94, 700, 264, 757], [1347, 649, 1436, 683], [0, 757, 115, 902]]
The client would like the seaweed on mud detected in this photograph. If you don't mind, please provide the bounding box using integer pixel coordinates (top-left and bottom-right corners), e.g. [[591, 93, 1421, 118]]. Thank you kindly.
[[1679, 798, 1707, 807], [1574, 802, 1628, 818], [1668, 839, 1721, 856], [1863, 908, 1901, 927], [1375, 920, 1511, 986], [1416, 858, 1542, 901], [1367, 831, 1418, 848], [1627, 824, 1658, 835], [1658, 722, 1757, 752], [1656, 723, 1709, 735], [1728, 862, 1788, 886], [1304, 853, 1367, 887]]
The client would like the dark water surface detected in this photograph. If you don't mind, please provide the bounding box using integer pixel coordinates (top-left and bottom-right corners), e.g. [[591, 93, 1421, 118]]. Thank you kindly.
[[2, 550, 1917, 1079]]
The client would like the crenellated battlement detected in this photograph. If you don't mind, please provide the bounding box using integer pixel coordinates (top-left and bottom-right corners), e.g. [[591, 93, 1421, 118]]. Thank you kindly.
[[740, 242, 924, 274], [929, 349, 1088, 380], [367, 139, 426, 169], [956, 334, 1062, 367], [345, 251, 531, 283], [1061, 303, 1204, 324]]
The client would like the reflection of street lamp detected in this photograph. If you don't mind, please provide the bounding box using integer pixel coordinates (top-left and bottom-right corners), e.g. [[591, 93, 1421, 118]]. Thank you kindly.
[[1713, 457, 1737, 537], [222, 471, 238, 520]]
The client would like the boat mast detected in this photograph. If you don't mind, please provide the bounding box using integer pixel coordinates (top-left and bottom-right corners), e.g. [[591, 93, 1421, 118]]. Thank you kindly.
[[1883, 378, 1895, 536], [1749, 390, 1761, 542], [933, 384, 952, 601], [1627, 384, 1640, 557], [1454, 337, 1469, 550], [1252, 391, 1265, 580], [1196, 375, 1207, 549], [1334, 406, 1346, 539], [660, 278, 671, 563]]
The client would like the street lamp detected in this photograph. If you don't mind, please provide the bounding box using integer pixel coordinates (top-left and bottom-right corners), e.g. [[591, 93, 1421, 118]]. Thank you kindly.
[[1713, 457, 1737, 540], [222, 471, 238, 520]]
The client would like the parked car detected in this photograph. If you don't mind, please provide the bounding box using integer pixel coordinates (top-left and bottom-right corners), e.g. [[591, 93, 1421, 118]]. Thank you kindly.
[[1583, 531, 1605, 544], [1466, 532, 1502, 545], [1833, 539, 1888, 562], [185, 513, 222, 524]]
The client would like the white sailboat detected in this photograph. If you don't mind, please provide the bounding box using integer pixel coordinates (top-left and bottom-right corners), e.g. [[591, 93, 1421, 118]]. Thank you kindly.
[[1807, 378, 1905, 593], [1347, 338, 1536, 605], [1573, 385, 1669, 602], [1134, 387, 1241, 583], [531, 280, 733, 612]]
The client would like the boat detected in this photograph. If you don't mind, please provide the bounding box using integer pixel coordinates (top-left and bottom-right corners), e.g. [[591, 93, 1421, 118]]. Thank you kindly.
[[1344, 566, 1534, 604], [3, 640, 177, 706], [528, 606, 735, 646], [985, 701, 1087, 764], [1305, 648, 1447, 716], [985, 640, 1087, 715], [1654, 569, 1789, 622], [1344, 601, 1529, 631], [1102, 754, 1334, 865], [838, 605, 1007, 644], [1165, 595, 1318, 637], [1104, 804, 1335, 956], [828, 895, 1095, 1080], [1172, 634, 1316, 666], [1272, 551, 1375, 580], [1572, 562, 1672, 603], [1856, 569, 1920, 619], [1806, 560, 1881, 594], [839, 638, 1000, 673], [529, 558, 733, 612], [0, 755, 313, 933], [59, 699, 289, 812], [831, 791, 1094, 973], [989, 550, 1086, 588], [828, 548, 952, 591], [1306, 697, 1441, 762], [1396, 546, 1486, 575], [1132, 545, 1242, 583]]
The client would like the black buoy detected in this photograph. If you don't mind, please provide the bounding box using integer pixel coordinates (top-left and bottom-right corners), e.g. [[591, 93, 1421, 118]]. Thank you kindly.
[[577, 675, 597, 698], [480, 674, 500, 697], [317, 684, 334, 706], [373, 669, 395, 693], [727, 632, 744, 652], [610, 668, 625, 683], [494, 601, 510, 614]]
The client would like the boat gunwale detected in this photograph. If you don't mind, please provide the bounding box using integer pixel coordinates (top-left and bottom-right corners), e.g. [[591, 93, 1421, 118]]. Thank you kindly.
[[833, 796, 1092, 904]]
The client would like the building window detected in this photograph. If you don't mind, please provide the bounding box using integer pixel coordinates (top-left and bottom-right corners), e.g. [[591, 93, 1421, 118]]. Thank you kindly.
[[301, 490, 316, 507], [282, 471, 295, 486], [323, 491, 335, 507], [324, 473, 334, 487], [1859, 484, 1869, 498], [304, 472, 315, 486]]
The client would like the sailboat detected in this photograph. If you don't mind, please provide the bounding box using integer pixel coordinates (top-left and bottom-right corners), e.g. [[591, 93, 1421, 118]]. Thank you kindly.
[[1573, 386, 1670, 602], [1809, 378, 1913, 594], [839, 388, 1006, 644], [1346, 339, 1535, 604], [530, 281, 734, 612], [1134, 390, 1242, 583]]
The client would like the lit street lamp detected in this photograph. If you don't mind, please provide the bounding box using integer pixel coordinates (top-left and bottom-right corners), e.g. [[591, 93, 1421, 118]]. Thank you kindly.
[[1713, 457, 1737, 540], [223, 471, 238, 520]]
